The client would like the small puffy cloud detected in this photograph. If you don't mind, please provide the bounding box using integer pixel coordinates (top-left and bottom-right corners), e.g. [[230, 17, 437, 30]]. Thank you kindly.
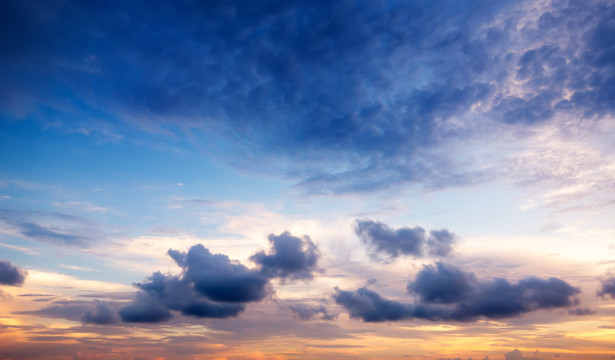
[[250, 231, 320, 281], [354, 219, 457, 261], [597, 277, 615, 299], [335, 263, 580, 322], [81, 301, 119, 325], [0, 260, 27, 286], [289, 303, 337, 321]]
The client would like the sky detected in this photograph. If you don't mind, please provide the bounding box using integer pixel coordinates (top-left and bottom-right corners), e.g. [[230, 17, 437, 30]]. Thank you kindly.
[[1, 0, 615, 359]]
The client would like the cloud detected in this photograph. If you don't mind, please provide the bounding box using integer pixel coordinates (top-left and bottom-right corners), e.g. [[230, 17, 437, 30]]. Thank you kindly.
[[2, 1, 614, 193], [568, 307, 597, 316], [169, 244, 269, 303], [333, 287, 415, 322], [82, 301, 119, 325], [18, 299, 117, 323], [334, 262, 580, 322], [0, 209, 102, 248], [407, 262, 477, 304], [354, 219, 457, 261], [597, 277, 615, 299], [289, 303, 337, 321], [0, 0, 544, 193], [119, 254, 256, 323], [121, 233, 322, 323], [119, 291, 174, 323], [504, 349, 540, 360], [0, 259, 26, 286], [426, 229, 457, 257], [250, 231, 320, 281]]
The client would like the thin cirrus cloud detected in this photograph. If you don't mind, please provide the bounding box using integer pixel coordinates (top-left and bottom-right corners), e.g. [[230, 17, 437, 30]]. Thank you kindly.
[[2, 1, 613, 193], [334, 262, 580, 322], [0, 259, 27, 286], [0, 209, 101, 248], [119, 231, 321, 323], [354, 219, 457, 261]]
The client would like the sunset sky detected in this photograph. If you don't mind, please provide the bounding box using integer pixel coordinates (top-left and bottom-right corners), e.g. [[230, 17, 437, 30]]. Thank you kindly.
[[1, 0, 615, 359]]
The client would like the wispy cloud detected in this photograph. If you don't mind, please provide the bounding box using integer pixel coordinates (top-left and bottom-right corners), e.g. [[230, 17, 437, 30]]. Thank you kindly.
[[0, 209, 106, 248]]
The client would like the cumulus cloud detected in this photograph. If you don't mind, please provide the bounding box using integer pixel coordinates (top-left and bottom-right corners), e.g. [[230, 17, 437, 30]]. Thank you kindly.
[[333, 287, 415, 322], [121, 232, 322, 323], [250, 231, 320, 281], [354, 219, 457, 261], [0, 259, 27, 286], [81, 301, 119, 325], [407, 262, 476, 304], [597, 277, 615, 299], [334, 262, 580, 322], [169, 244, 269, 303], [119, 247, 262, 323], [119, 291, 173, 323]]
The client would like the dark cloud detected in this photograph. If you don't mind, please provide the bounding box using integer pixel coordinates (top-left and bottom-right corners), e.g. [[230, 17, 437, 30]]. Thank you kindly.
[[3, 1, 613, 192], [119, 269, 249, 323], [407, 262, 477, 304], [0, 209, 101, 248], [0, 260, 26, 286], [568, 307, 597, 316], [119, 291, 173, 323], [597, 277, 615, 299], [426, 229, 457, 257], [354, 219, 457, 261], [250, 231, 320, 281], [335, 263, 580, 322], [121, 234, 321, 323], [333, 287, 415, 322], [0, 0, 520, 193], [289, 303, 337, 321], [82, 301, 119, 325], [169, 244, 269, 303]]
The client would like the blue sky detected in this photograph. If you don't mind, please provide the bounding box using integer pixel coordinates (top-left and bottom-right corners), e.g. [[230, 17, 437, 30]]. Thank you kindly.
[[1, 0, 615, 359]]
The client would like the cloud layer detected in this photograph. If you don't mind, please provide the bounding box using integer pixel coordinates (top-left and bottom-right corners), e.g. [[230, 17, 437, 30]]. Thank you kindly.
[[2, 0, 613, 192], [334, 262, 580, 322]]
